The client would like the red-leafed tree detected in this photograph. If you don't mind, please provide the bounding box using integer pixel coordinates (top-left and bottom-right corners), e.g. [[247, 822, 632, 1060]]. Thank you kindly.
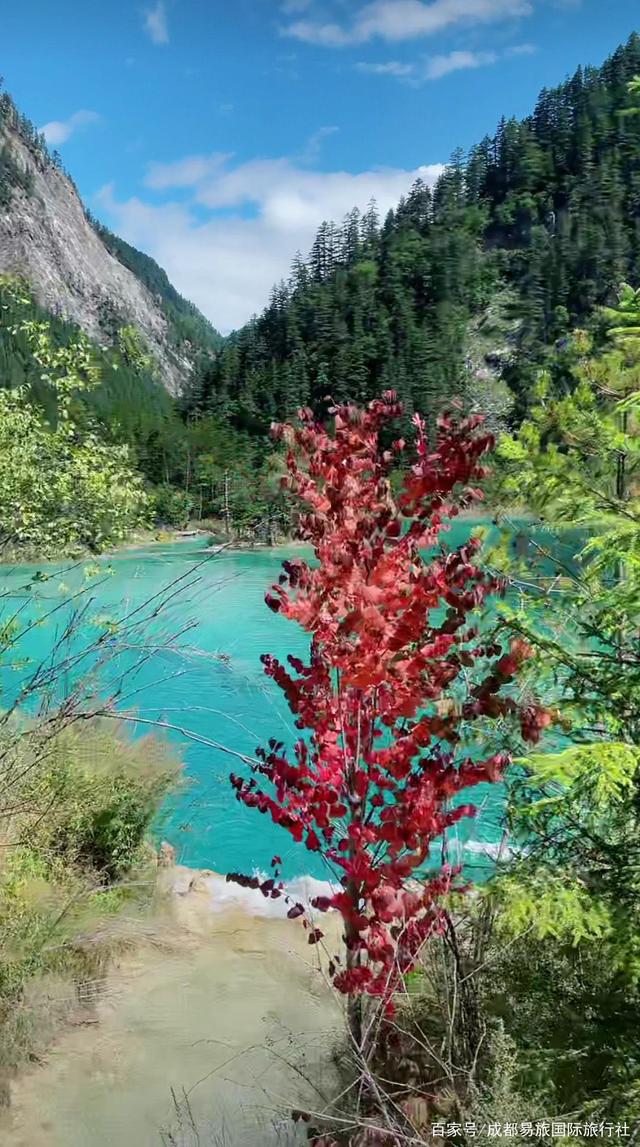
[[229, 393, 547, 1047]]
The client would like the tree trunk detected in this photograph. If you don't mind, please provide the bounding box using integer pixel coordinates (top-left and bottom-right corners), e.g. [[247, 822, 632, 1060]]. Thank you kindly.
[[616, 410, 628, 502], [223, 470, 231, 536], [615, 409, 628, 660], [345, 878, 363, 1052]]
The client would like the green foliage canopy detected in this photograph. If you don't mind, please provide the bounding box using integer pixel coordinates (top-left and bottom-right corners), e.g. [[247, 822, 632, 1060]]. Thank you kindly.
[[0, 278, 148, 554]]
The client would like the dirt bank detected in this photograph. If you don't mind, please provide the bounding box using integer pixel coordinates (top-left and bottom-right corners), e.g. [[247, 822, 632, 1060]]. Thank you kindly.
[[0, 865, 344, 1147]]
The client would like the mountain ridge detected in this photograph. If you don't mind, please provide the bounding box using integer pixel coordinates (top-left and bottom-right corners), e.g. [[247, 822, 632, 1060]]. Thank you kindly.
[[0, 87, 220, 393]]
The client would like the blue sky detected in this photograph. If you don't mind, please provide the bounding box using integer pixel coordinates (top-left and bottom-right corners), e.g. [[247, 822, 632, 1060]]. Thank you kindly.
[[2, 0, 638, 331]]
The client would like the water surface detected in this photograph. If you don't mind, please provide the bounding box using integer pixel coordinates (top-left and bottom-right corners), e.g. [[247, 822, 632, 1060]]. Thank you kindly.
[[0, 521, 570, 878]]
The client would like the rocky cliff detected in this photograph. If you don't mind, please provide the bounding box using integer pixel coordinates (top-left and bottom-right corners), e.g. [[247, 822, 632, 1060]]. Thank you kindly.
[[0, 96, 218, 393]]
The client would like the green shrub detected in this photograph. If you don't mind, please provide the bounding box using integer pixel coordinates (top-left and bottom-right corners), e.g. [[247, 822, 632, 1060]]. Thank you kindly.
[[19, 721, 180, 877], [151, 483, 194, 528]]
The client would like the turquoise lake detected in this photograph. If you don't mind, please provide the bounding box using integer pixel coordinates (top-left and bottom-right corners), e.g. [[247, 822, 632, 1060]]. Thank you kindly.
[[0, 522, 572, 881]]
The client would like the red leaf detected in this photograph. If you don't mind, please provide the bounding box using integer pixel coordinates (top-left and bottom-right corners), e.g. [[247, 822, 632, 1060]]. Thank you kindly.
[[311, 896, 332, 912]]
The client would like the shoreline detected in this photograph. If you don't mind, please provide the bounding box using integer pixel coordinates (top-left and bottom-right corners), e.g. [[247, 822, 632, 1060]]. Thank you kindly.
[[161, 862, 337, 920], [0, 508, 540, 567], [0, 527, 215, 568]]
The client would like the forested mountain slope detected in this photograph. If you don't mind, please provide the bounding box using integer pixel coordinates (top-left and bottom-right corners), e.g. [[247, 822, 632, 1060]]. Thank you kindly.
[[0, 87, 220, 393], [89, 220, 222, 358], [189, 33, 640, 430]]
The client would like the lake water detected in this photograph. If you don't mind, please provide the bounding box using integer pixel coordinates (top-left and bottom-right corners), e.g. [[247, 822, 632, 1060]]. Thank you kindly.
[[0, 521, 568, 883]]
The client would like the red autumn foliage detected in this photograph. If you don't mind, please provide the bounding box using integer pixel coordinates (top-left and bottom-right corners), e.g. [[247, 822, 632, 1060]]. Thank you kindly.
[[229, 392, 544, 1019]]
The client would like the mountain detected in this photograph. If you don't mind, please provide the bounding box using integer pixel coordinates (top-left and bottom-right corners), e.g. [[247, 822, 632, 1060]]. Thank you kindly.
[[188, 33, 640, 431], [0, 88, 220, 393]]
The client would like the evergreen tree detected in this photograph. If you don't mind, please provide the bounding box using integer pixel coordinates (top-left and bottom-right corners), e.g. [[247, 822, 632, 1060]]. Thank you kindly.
[[192, 37, 640, 433]]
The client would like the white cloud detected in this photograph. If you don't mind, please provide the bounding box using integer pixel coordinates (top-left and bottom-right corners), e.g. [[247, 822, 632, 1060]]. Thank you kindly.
[[98, 153, 444, 333], [355, 40, 536, 83], [284, 20, 350, 46], [300, 124, 339, 163], [143, 1, 169, 45], [425, 48, 497, 78], [356, 60, 416, 76], [40, 110, 101, 146], [284, 0, 533, 46], [145, 153, 232, 190], [506, 41, 536, 54]]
